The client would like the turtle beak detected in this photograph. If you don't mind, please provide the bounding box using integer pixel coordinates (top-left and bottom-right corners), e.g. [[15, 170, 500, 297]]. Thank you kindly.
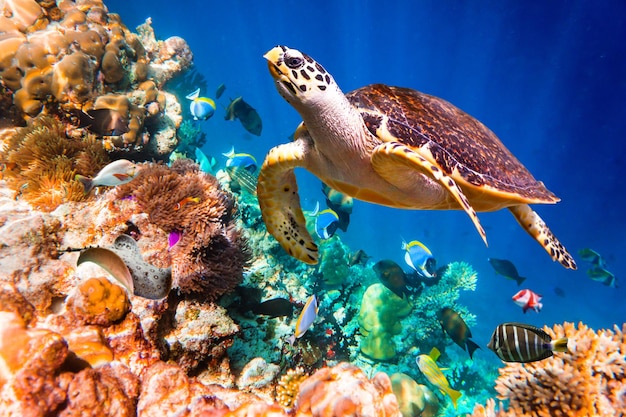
[[264, 46, 285, 79]]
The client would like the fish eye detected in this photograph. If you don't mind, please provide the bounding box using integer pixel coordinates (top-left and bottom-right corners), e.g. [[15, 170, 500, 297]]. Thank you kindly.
[[285, 56, 304, 69]]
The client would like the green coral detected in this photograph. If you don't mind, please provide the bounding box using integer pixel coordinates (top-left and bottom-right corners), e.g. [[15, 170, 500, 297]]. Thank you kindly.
[[175, 119, 206, 156], [358, 283, 412, 360], [318, 236, 350, 287]]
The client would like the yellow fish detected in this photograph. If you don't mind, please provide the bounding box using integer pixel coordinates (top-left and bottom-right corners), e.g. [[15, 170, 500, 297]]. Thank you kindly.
[[415, 347, 462, 409]]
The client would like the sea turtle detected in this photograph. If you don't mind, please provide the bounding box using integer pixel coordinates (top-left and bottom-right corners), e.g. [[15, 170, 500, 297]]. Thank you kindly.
[[258, 46, 576, 270]]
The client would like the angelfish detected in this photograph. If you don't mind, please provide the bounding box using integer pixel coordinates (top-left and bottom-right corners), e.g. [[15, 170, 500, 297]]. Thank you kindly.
[[295, 294, 318, 338], [75, 159, 139, 193]]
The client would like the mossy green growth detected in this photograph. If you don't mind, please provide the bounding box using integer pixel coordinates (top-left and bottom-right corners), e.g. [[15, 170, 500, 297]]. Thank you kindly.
[[318, 236, 350, 287], [358, 283, 412, 360]]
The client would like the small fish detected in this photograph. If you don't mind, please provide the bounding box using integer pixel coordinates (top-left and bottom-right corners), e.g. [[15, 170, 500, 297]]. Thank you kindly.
[[348, 249, 370, 267], [512, 289, 542, 313], [373, 259, 410, 298], [252, 297, 294, 318], [295, 294, 318, 338], [578, 248, 605, 267], [223, 147, 257, 172], [488, 258, 526, 286], [186, 88, 216, 121], [312, 205, 340, 239], [225, 96, 262, 136], [553, 286, 565, 297], [76, 108, 129, 136], [194, 147, 218, 174], [488, 322, 568, 363], [76, 159, 139, 193], [437, 307, 480, 359], [587, 266, 617, 287], [416, 347, 462, 409], [402, 240, 437, 279], [174, 196, 200, 210], [321, 183, 352, 232], [227, 166, 258, 195], [168, 230, 182, 248], [215, 83, 226, 99]]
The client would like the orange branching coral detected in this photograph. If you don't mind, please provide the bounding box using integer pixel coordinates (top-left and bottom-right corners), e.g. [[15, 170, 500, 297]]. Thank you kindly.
[[115, 160, 250, 299], [275, 367, 309, 409], [493, 321, 626, 417], [3, 115, 109, 211]]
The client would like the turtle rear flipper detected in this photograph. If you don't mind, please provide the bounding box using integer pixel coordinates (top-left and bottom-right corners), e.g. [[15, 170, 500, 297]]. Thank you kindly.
[[509, 205, 577, 270], [372, 142, 488, 245], [257, 140, 319, 264]]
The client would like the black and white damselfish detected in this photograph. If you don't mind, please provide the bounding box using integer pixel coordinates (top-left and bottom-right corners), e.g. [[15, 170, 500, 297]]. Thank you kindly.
[[487, 322, 569, 363]]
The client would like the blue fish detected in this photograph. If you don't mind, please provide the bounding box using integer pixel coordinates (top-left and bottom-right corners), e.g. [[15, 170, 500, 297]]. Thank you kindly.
[[194, 147, 217, 174], [223, 147, 257, 172], [186, 88, 216, 121], [312, 203, 340, 239], [403, 240, 437, 278], [295, 294, 318, 338]]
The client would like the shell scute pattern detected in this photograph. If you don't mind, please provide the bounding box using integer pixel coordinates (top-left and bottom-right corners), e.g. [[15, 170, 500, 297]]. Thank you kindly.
[[347, 84, 556, 201]]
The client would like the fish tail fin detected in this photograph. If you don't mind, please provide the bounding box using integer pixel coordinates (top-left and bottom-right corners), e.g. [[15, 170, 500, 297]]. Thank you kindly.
[[466, 339, 481, 359], [552, 337, 569, 353], [516, 276, 527, 285], [222, 146, 235, 158], [75, 175, 93, 193], [446, 387, 462, 409], [522, 305, 529, 314], [186, 88, 200, 100], [310, 201, 320, 216]]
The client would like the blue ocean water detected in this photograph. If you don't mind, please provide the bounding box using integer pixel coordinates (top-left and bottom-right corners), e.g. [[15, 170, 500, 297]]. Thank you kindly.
[[106, 0, 626, 345]]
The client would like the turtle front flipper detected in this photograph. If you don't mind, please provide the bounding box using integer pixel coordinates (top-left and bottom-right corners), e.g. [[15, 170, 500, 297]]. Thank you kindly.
[[257, 140, 318, 264], [372, 142, 488, 245], [509, 205, 577, 270]]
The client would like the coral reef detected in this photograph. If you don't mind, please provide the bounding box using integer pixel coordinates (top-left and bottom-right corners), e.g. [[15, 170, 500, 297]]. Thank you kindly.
[[65, 276, 130, 326], [276, 367, 309, 409], [2, 115, 109, 211], [491, 321, 626, 417], [0, 0, 189, 157], [390, 373, 440, 417], [295, 362, 401, 416], [114, 160, 251, 298], [358, 283, 413, 360], [317, 236, 350, 287]]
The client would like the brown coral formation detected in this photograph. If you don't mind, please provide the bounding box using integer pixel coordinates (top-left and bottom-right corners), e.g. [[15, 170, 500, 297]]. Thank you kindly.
[[115, 160, 251, 299], [0, 0, 189, 156], [2, 114, 109, 211], [294, 362, 402, 416], [66, 276, 130, 326], [492, 321, 626, 417]]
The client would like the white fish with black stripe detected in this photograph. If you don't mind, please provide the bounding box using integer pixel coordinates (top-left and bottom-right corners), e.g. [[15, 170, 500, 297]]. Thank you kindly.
[[487, 322, 569, 363]]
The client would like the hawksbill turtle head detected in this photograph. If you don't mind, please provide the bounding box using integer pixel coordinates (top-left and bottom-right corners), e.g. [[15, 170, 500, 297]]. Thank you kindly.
[[264, 46, 338, 110]]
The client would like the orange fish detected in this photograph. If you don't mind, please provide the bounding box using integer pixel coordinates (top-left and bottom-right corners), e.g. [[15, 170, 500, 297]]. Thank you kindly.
[[175, 196, 200, 210]]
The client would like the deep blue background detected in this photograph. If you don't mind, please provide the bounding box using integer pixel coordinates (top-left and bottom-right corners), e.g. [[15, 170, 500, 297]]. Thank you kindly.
[[105, 0, 626, 343]]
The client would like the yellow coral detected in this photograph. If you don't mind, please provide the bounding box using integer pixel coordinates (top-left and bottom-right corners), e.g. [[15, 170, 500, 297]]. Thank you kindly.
[[275, 367, 308, 408], [492, 321, 626, 417], [69, 277, 130, 326]]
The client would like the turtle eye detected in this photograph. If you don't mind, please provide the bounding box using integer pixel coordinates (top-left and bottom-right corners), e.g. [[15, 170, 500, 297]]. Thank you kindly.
[[285, 56, 304, 69]]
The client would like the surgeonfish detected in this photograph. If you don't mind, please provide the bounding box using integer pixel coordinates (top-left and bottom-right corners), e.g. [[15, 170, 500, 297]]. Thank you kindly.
[[415, 347, 462, 409], [76, 108, 129, 136], [76, 159, 139, 193], [321, 183, 352, 232], [373, 259, 410, 298], [194, 147, 218, 174], [223, 147, 258, 172], [295, 294, 318, 338], [310, 203, 340, 239], [578, 248, 605, 266], [437, 307, 480, 359], [488, 322, 568, 363], [225, 96, 262, 136], [512, 289, 542, 313], [488, 258, 526, 286], [252, 297, 294, 318], [186, 88, 216, 120], [348, 249, 370, 267], [402, 240, 437, 279], [215, 83, 226, 99]]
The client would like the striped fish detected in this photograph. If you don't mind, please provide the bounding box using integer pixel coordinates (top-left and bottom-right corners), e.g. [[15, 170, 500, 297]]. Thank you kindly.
[[416, 347, 462, 409], [488, 322, 568, 363]]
